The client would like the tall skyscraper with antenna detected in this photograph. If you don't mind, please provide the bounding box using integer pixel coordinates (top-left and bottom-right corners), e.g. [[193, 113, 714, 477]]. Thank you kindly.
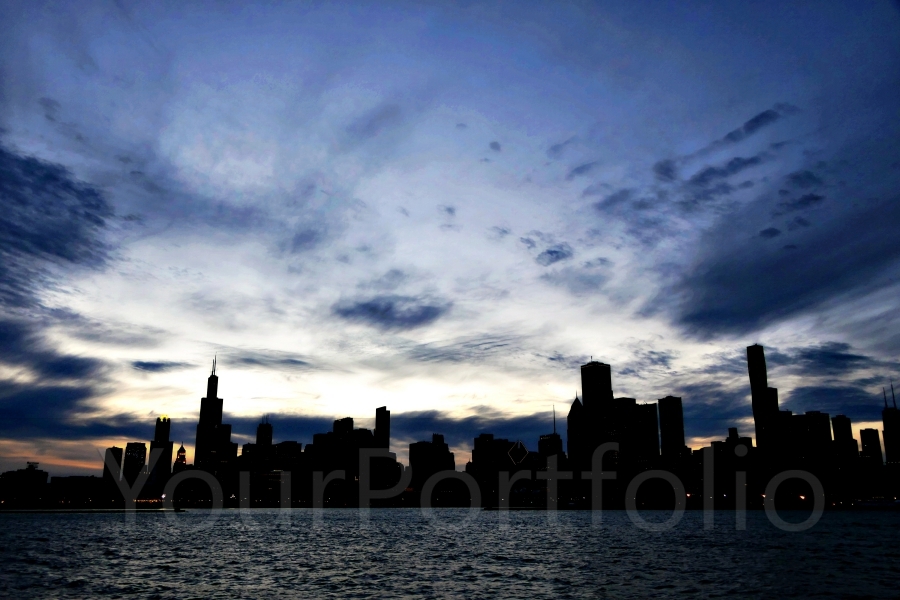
[[194, 358, 237, 475], [883, 382, 899, 464]]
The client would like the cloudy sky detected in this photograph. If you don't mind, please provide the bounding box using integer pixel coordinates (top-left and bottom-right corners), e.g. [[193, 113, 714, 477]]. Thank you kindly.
[[2, 0, 899, 475]]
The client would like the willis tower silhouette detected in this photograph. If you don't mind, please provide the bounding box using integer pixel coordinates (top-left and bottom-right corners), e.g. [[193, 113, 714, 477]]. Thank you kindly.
[[194, 358, 237, 475]]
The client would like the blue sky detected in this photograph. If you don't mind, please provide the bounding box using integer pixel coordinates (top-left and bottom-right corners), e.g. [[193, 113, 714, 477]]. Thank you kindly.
[[1, 0, 899, 474]]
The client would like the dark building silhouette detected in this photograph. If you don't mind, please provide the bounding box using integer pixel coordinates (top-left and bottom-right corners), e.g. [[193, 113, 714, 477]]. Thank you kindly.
[[538, 407, 565, 463], [172, 443, 187, 474], [194, 358, 237, 476], [747, 344, 779, 451], [658, 395, 686, 464], [0, 462, 48, 506], [103, 446, 123, 484], [831, 414, 860, 461], [375, 406, 390, 449], [632, 402, 660, 467], [123, 442, 146, 486], [147, 417, 173, 496], [8, 342, 900, 512], [883, 385, 899, 464], [409, 433, 455, 493], [860, 428, 883, 466]]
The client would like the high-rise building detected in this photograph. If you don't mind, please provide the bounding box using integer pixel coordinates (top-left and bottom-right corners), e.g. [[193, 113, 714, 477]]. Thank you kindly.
[[148, 417, 174, 496], [632, 403, 660, 466], [194, 358, 237, 474], [581, 361, 613, 407], [882, 385, 899, 464], [831, 415, 859, 461], [375, 406, 390, 449], [538, 406, 564, 460], [103, 446, 123, 484], [257, 418, 273, 448], [658, 395, 686, 463], [747, 344, 779, 451], [860, 428, 883, 465], [123, 442, 147, 486], [172, 443, 187, 474]]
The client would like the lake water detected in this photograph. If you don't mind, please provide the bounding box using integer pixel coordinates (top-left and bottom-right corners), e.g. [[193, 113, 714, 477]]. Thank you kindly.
[[1, 509, 898, 598]]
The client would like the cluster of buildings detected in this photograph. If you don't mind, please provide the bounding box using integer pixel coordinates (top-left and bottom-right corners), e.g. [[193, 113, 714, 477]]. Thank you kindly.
[[1, 345, 897, 509]]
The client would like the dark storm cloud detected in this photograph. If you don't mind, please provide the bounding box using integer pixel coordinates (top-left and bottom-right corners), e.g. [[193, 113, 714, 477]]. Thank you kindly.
[[565, 161, 598, 180], [0, 319, 106, 381], [774, 193, 825, 216], [333, 295, 452, 330], [786, 170, 823, 189], [656, 191, 900, 338], [132, 361, 193, 373], [0, 141, 113, 308], [489, 141, 501, 152], [692, 105, 797, 158], [789, 342, 878, 377], [687, 155, 765, 188], [0, 381, 108, 440], [782, 385, 883, 422], [759, 227, 781, 238]]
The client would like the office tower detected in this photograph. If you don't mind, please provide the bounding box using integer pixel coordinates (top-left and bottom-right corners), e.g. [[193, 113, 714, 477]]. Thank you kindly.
[[123, 442, 147, 486], [860, 428, 883, 466], [375, 406, 390, 449], [831, 415, 859, 461], [566, 394, 585, 468], [883, 385, 899, 464], [257, 417, 273, 448], [581, 361, 613, 407], [632, 403, 660, 466], [333, 417, 354, 436], [409, 434, 456, 492], [172, 443, 187, 474], [803, 410, 832, 462], [148, 417, 174, 495], [658, 395, 686, 463], [103, 446, 123, 483], [538, 407, 564, 459], [747, 344, 779, 451], [194, 359, 237, 474]]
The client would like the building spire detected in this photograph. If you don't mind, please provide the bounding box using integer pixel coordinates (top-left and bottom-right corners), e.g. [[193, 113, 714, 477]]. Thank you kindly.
[[212, 355, 217, 376]]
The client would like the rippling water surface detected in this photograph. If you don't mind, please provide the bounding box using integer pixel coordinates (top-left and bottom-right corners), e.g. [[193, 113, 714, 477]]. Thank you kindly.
[[2, 509, 898, 598]]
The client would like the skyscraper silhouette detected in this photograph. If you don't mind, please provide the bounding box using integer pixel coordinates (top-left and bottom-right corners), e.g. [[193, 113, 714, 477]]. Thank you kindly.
[[860, 428, 883, 465], [123, 442, 146, 486], [375, 406, 390, 449], [747, 344, 779, 451], [882, 384, 899, 464], [194, 358, 237, 475], [147, 416, 173, 496], [658, 395, 686, 464]]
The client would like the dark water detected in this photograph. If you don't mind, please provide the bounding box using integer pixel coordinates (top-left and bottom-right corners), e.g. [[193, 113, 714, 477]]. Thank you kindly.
[[1, 509, 898, 599]]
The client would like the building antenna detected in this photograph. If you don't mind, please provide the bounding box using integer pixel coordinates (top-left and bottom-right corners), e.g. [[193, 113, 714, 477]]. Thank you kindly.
[[885, 387, 889, 408], [553, 405, 556, 434], [212, 354, 217, 376], [892, 379, 897, 409]]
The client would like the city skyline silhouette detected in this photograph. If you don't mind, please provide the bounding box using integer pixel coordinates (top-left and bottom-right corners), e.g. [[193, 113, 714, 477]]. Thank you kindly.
[[3, 343, 897, 511]]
